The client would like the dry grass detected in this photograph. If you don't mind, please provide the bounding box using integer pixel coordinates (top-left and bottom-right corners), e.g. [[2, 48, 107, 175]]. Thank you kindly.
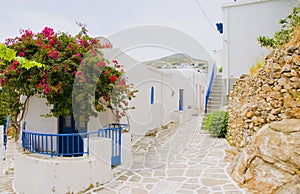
[[249, 58, 265, 77], [285, 27, 300, 48]]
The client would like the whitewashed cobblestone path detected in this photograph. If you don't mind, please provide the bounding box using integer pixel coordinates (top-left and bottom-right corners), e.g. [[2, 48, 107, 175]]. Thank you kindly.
[[0, 140, 15, 194], [0, 115, 252, 194], [90, 116, 251, 194]]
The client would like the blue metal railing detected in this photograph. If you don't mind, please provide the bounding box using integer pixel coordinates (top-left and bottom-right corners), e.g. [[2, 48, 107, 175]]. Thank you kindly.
[[22, 124, 128, 166], [205, 65, 215, 113]]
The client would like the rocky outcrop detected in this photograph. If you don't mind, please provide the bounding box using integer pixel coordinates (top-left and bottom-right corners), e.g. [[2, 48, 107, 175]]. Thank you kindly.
[[226, 119, 300, 193], [227, 44, 300, 148], [226, 37, 300, 192]]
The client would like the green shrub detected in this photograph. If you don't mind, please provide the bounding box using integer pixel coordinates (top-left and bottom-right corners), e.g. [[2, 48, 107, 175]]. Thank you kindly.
[[258, 5, 300, 48], [218, 66, 223, 73], [204, 110, 228, 138]]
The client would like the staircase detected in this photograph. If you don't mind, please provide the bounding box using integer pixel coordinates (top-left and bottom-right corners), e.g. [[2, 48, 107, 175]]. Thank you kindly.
[[206, 74, 223, 113], [201, 74, 223, 129]]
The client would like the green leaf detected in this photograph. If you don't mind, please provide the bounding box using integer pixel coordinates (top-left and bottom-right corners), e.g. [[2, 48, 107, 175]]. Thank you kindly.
[[0, 44, 16, 62], [15, 56, 45, 70]]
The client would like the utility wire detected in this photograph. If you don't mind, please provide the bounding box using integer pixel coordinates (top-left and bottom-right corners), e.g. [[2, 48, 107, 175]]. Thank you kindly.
[[194, 0, 223, 38]]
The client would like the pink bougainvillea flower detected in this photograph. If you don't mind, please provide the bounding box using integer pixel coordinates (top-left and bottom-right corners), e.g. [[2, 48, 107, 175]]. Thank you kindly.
[[75, 53, 81, 57], [112, 60, 118, 64], [8, 60, 19, 70], [44, 45, 51, 50], [109, 75, 118, 83], [42, 27, 54, 38], [54, 65, 58, 70], [97, 61, 106, 67], [47, 50, 59, 58], [24, 30, 33, 36], [18, 52, 25, 57], [53, 51, 59, 59], [49, 39, 56, 45], [118, 80, 125, 86], [103, 94, 111, 102]]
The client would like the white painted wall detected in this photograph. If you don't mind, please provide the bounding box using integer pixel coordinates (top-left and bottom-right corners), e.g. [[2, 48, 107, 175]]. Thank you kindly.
[[0, 125, 3, 159], [14, 138, 112, 194], [23, 97, 57, 134], [214, 50, 223, 69], [159, 69, 207, 111], [222, 0, 297, 94]]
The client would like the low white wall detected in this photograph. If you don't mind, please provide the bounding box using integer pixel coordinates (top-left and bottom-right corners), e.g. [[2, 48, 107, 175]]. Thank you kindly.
[[23, 97, 57, 134], [14, 138, 112, 194], [0, 125, 3, 159], [121, 133, 132, 169]]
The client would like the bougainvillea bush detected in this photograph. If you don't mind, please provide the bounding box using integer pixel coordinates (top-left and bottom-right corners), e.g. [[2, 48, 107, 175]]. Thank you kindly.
[[0, 25, 137, 140]]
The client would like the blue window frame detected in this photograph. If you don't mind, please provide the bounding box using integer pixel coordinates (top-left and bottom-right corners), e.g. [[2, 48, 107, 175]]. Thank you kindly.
[[179, 89, 184, 111], [151, 86, 154, 104]]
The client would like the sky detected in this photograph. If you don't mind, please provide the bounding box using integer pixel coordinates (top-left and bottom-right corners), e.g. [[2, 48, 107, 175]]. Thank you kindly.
[[0, 0, 228, 61]]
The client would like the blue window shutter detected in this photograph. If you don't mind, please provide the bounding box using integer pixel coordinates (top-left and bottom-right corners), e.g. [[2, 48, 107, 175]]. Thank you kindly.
[[151, 86, 154, 104], [216, 23, 223, 34]]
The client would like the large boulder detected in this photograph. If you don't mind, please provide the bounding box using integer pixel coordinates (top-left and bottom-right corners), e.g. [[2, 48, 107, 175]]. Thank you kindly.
[[226, 119, 300, 193]]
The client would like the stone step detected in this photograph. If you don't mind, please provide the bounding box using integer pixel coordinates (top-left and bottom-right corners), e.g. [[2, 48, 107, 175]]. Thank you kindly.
[[208, 101, 222, 105], [212, 87, 222, 89], [210, 93, 222, 96], [209, 97, 222, 100]]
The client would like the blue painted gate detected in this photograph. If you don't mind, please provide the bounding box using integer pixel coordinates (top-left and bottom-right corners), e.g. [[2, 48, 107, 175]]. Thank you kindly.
[[101, 123, 124, 166], [58, 115, 85, 157]]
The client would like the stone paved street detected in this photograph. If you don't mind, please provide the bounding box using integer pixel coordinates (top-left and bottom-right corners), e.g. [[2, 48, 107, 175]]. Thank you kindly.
[[90, 116, 251, 194], [0, 139, 15, 194], [0, 115, 251, 194]]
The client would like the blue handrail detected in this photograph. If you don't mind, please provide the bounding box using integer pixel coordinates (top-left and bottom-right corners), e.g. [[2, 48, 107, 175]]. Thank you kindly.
[[205, 66, 215, 113], [22, 124, 129, 166]]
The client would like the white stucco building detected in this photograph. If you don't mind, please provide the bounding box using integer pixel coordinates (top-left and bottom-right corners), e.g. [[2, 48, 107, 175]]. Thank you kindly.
[[102, 49, 207, 142], [221, 0, 297, 102]]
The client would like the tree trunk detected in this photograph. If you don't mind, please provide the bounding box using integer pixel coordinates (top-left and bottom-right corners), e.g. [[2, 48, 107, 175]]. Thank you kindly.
[[11, 119, 21, 142]]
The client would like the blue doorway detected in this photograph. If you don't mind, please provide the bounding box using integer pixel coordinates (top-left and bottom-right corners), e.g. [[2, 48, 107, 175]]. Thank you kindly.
[[179, 89, 184, 111], [58, 115, 86, 157]]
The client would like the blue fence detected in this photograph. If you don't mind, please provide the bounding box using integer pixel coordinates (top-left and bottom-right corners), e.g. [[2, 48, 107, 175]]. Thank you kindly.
[[22, 124, 128, 166], [205, 66, 215, 113]]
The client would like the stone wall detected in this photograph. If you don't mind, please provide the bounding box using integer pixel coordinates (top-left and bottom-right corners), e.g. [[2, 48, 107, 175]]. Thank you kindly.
[[226, 38, 300, 192], [227, 44, 300, 148]]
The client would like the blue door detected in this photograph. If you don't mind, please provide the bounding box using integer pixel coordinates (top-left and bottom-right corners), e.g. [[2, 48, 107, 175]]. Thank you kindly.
[[179, 89, 184, 111], [58, 115, 85, 157]]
